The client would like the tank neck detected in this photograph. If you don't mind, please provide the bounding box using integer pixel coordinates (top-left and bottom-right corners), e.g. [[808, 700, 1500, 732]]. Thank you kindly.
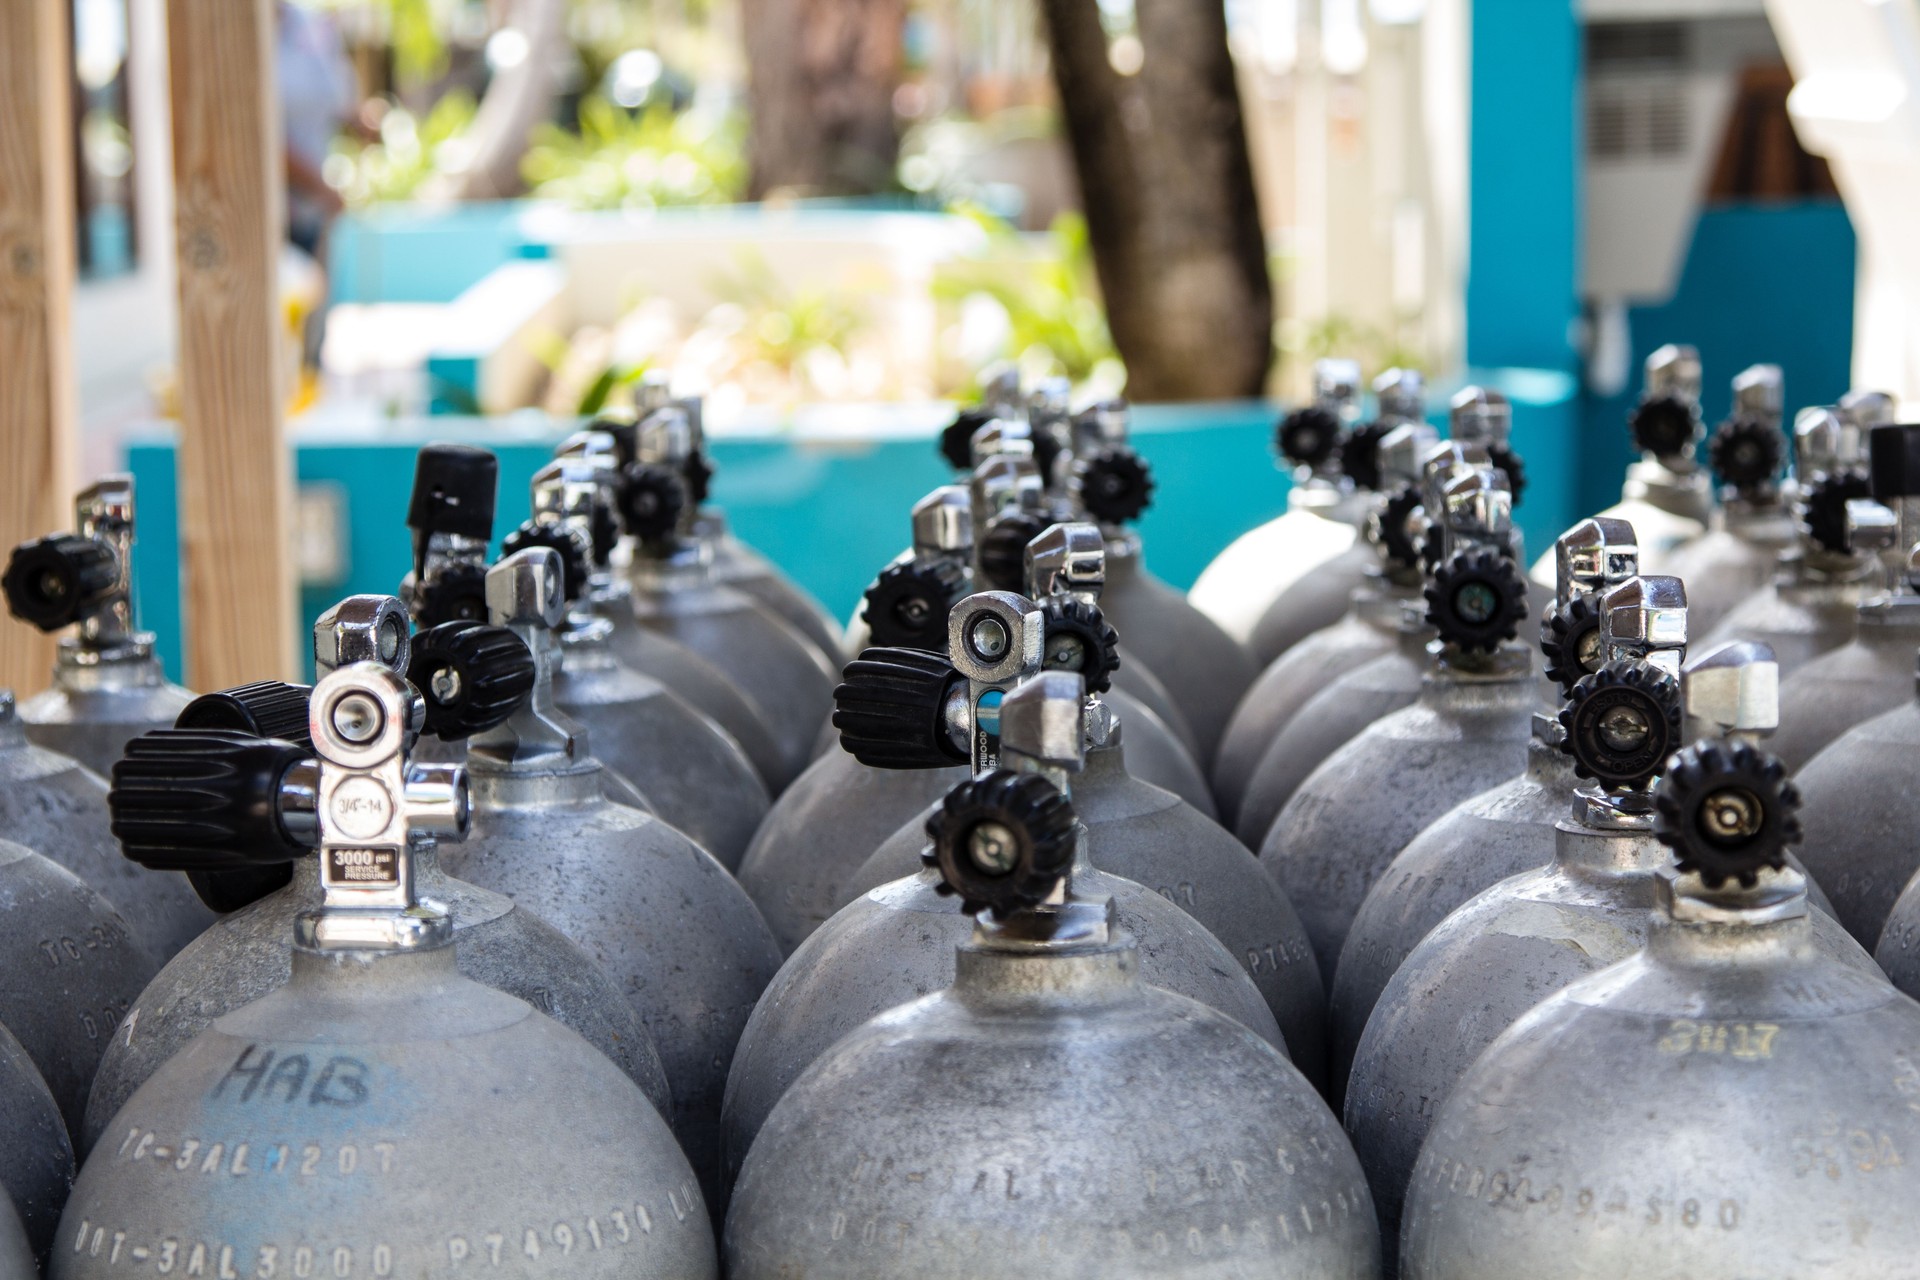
[[464, 760, 604, 809], [1644, 867, 1815, 971], [53, 639, 167, 692], [1354, 577, 1418, 624], [953, 934, 1143, 1009], [287, 934, 461, 992], [1855, 594, 1920, 631], [0, 699, 23, 751], [1525, 723, 1576, 785], [629, 539, 714, 592], [557, 618, 619, 671], [1428, 642, 1533, 684], [1622, 459, 1713, 523], [1555, 793, 1666, 880], [1101, 532, 1142, 578], [1081, 739, 1129, 786]]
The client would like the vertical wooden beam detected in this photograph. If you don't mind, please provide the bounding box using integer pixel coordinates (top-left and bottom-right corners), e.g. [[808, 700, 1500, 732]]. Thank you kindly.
[[168, 0, 298, 687], [0, 0, 81, 698]]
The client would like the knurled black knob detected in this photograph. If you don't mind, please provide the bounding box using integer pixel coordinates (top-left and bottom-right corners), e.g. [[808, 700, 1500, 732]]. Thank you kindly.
[[408, 621, 535, 740], [407, 444, 498, 540], [1372, 484, 1425, 570], [412, 561, 491, 628], [3, 535, 116, 631], [922, 769, 1076, 918], [833, 647, 969, 769], [1654, 739, 1800, 888], [1276, 405, 1342, 469], [174, 681, 314, 752], [862, 560, 966, 652], [110, 729, 311, 872], [1076, 446, 1155, 525], [1040, 598, 1120, 694], [940, 407, 996, 471], [685, 450, 715, 506], [1801, 468, 1872, 555], [1424, 546, 1528, 653], [1487, 442, 1528, 508], [1341, 421, 1392, 492], [589, 414, 638, 469], [502, 521, 591, 602], [976, 511, 1049, 594], [1709, 418, 1785, 492], [615, 462, 688, 544], [1869, 423, 1920, 502], [1539, 593, 1604, 698], [1630, 395, 1697, 459], [1558, 660, 1683, 792]]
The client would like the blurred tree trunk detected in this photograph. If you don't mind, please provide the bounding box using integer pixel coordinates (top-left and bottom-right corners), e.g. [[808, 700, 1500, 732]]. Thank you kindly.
[[1038, 0, 1273, 400], [740, 0, 906, 198]]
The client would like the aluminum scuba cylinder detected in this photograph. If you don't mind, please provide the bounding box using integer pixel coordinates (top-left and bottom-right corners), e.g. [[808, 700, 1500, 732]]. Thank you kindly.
[[1326, 517, 1646, 1091], [84, 596, 673, 1150], [720, 650, 1293, 1188], [1256, 451, 1537, 977], [424, 548, 781, 1204], [501, 452, 770, 868], [0, 1019, 71, 1260], [1699, 400, 1883, 673], [1343, 637, 1870, 1267], [1773, 421, 1920, 769], [2, 475, 194, 776], [0, 1199, 30, 1280], [724, 741, 1378, 1279], [616, 407, 838, 791], [1660, 364, 1799, 633], [60, 661, 718, 1280], [1402, 733, 1920, 1280]]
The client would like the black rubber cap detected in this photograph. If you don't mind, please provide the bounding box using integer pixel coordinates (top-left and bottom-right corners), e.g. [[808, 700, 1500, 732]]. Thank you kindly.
[[1373, 484, 1425, 570], [1040, 598, 1120, 694], [1539, 593, 1603, 698], [1341, 421, 1391, 492], [976, 511, 1049, 594], [412, 561, 491, 629], [1077, 447, 1155, 525], [1424, 546, 1529, 653], [1802, 469, 1871, 555], [186, 864, 295, 914], [1558, 660, 1683, 792], [862, 560, 966, 652], [1654, 739, 1800, 887], [1869, 424, 1920, 502], [407, 444, 498, 540], [175, 681, 314, 752], [1487, 442, 1528, 509], [3, 535, 116, 631], [1276, 406, 1342, 469], [1709, 418, 1785, 492], [615, 462, 688, 544], [922, 769, 1076, 918], [685, 450, 716, 506], [590, 415, 638, 469], [1630, 395, 1697, 459], [940, 407, 996, 470], [110, 729, 311, 872], [502, 521, 591, 602], [408, 621, 535, 741], [833, 647, 969, 769]]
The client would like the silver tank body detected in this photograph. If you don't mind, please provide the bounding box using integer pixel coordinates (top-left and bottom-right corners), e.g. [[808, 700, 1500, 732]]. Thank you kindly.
[[0, 716, 214, 960], [1234, 629, 1429, 848], [725, 936, 1379, 1280], [721, 860, 1291, 1185], [701, 519, 846, 667], [0, 1201, 29, 1280], [1874, 855, 1920, 997], [0, 1018, 74, 1259], [1102, 542, 1256, 767], [436, 765, 780, 1203], [1189, 504, 1363, 651], [553, 630, 769, 869], [1402, 880, 1920, 1280], [1697, 568, 1864, 677], [61, 945, 717, 1280], [1104, 687, 1214, 817], [1528, 492, 1704, 586], [1258, 663, 1538, 979], [19, 657, 195, 779], [0, 839, 156, 1134], [1657, 511, 1797, 635], [736, 753, 967, 955], [1248, 539, 1379, 667], [1797, 698, 1920, 946], [629, 574, 836, 791], [1344, 818, 1873, 1261], [81, 847, 673, 1153], [1771, 607, 1920, 770], [841, 744, 1329, 1084], [1215, 587, 1403, 828]]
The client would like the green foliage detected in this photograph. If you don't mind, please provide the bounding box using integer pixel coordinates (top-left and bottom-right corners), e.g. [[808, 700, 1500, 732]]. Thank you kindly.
[[522, 97, 747, 210], [706, 252, 871, 374], [1281, 311, 1430, 381], [329, 90, 477, 207]]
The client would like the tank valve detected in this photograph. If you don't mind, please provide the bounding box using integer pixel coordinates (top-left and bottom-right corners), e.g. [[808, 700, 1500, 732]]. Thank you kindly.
[[405, 443, 497, 627]]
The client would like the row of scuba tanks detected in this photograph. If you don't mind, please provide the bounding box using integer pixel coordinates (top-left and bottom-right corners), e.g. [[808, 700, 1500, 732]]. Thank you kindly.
[[0, 353, 1917, 1277]]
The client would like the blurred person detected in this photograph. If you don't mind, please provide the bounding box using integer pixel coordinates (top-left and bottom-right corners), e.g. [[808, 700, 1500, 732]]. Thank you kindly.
[[278, 0, 356, 260]]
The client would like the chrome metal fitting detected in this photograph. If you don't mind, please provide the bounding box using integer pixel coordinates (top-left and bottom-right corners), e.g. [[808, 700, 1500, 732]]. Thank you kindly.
[[1599, 575, 1688, 675], [1025, 523, 1105, 605], [1683, 640, 1779, 740], [1731, 364, 1784, 428], [1374, 368, 1426, 424], [1554, 517, 1641, 607], [912, 485, 974, 558], [1313, 357, 1363, 419], [1644, 344, 1702, 404], [999, 671, 1088, 781], [313, 595, 413, 678], [1449, 386, 1512, 448]]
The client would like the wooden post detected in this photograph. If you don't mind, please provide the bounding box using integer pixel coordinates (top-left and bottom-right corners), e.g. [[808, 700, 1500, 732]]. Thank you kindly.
[[167, 0, 298, 688], [0, 0, 81, 698]]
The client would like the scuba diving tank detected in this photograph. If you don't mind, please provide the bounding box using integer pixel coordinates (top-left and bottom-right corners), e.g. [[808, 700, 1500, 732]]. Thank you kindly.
[[1343, 635, 1869, 1264], [1661, 364, 1798, 632], [1213, 412, 1444, 827], [839, 580, 1329, 1084], [1402, 733, 1920, 1280], [725, 735, 1378, 1279], [426, 547, 781, 1203], [1256, 453, 1536, 977], [631, 376, 845, 666], [842, 483, 975, 657], [0, 1020, 71, 1260], [616, 405, 837, 791], [61, 661, 718, 1279], [3, 475, 194, 775], [1189, 358, 1373, 654], [1327, 517, 1644, 1088], [85, 595, 673, 1150], [1700, 401, 1880, 672], [720, 666, 1292, 1189], [1773, 420, 1920, 769], [0, 1202, 31, 1280], [500, 454, 769, 868]]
